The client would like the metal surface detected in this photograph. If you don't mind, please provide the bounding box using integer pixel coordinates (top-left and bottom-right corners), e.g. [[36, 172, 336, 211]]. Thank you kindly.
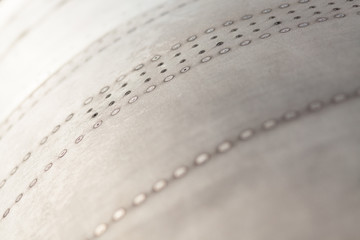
[[0, 0, 359, 239]]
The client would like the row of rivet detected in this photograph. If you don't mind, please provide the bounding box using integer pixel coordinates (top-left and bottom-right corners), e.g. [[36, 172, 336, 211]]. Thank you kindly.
[[0, 113, 75, 191], [0, 0, 200, 139], [86, 0, 335, 107], [89, 87, 360, 238]]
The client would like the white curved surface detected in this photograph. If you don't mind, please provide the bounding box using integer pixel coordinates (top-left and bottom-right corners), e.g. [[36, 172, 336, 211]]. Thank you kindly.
[[0, 0, 359, 239]]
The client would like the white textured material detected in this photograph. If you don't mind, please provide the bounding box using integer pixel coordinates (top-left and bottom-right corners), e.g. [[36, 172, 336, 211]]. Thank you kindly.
[[0, 0, 359, 239]]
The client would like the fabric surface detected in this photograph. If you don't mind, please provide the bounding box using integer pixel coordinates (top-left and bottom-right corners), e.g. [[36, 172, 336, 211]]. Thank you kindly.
[[0, 0, 359, 239]]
